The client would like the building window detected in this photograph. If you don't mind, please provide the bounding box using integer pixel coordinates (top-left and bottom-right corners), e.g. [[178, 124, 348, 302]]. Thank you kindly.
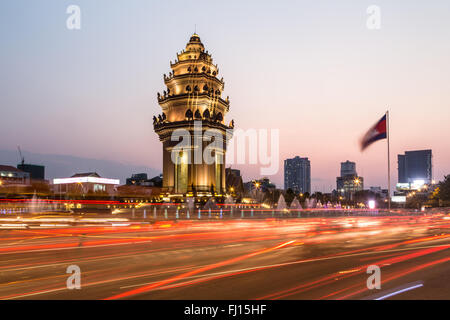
[[93, 184, 106, 192]]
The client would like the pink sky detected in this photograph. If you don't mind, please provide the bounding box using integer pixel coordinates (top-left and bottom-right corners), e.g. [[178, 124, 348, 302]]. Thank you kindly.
[[1, 1, 449, 192]]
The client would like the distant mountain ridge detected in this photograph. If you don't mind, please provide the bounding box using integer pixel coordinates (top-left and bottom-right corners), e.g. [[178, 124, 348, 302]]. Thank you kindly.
[[0, 149, 160, 185]]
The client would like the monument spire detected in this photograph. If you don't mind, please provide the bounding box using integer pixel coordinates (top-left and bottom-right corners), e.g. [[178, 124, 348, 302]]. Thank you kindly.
[[153, 34, 233, 200]]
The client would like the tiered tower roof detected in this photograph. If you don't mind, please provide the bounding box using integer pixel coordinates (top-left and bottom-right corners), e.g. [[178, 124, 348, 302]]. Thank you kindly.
[[154, 34, 232, 128]]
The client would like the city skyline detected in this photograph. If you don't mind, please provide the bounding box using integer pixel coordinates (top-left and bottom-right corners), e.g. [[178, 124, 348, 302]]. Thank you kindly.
[[1, 1, 450, 192]]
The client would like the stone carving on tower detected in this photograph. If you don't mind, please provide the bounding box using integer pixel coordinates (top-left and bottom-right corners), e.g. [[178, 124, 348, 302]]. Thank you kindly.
[[153, 34, 233, 199]]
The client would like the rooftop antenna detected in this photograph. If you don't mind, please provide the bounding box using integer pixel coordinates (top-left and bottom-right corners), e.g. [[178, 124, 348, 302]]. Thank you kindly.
[[17, 146, 24, 165]]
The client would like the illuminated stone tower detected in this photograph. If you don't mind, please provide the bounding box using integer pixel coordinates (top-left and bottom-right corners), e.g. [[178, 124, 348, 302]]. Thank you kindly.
[[153, 34, 233, 198]]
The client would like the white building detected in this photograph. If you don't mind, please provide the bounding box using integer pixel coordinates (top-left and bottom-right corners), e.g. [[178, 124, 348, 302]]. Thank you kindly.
[[53, 172, 119, 195]]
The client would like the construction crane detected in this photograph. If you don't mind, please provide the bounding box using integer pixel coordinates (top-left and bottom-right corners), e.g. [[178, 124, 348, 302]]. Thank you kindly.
[[17, 146, 25, 165]]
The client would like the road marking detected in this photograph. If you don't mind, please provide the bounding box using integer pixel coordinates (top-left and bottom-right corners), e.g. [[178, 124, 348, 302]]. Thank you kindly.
[[365, 281, 425, 300], [376, 283, 424, 300]]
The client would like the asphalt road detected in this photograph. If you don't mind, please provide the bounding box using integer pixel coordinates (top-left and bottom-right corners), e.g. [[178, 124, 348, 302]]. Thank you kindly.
[[0, 214, 449, 300]]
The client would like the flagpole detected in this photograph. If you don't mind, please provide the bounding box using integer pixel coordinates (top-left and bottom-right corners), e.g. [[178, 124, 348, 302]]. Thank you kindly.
[[387, 110, 391, 212]]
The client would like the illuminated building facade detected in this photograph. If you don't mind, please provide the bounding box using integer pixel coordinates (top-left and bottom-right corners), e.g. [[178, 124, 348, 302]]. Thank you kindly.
[[0, 165, 30, 186], [153, 34, 233, 198], [53, 172, 120, 195], [336, 161, 363, 198], [337, 176, 364, 195], [398, 149, 432, 184], [225, 168, 244, 198]]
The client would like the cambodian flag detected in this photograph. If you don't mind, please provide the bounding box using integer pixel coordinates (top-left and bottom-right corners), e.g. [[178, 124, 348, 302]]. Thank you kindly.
[[360, 113, 387, 151]]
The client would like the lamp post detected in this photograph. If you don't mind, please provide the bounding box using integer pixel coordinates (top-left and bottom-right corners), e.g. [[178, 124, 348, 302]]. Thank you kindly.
[[253, 181, 261, 203], [352, 178, 361, 206]]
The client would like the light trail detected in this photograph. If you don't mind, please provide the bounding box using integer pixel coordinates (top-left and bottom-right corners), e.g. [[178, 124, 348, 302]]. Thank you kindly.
[[104, 240, 296, 300], [336, 256, 450, 300], [0, 265, 198, 300], [0, 214, 449, 300], [259, 244, 450, 300]]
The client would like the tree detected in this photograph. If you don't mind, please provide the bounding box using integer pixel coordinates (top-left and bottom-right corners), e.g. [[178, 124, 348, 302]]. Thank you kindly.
[[264, 189, 282, 206], [311, 192, 323, 203], [284, 188, 295, 205], [406, 192, 428, 209], [437, 175, 450, 201]]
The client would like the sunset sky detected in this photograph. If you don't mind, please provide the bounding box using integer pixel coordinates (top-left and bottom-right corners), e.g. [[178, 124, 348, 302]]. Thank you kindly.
[[1, 0, 449, 192]]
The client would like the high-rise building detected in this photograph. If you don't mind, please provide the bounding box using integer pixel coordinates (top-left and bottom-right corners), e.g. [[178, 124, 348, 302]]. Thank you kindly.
[[340, 160, 356, 177], [284, 156, 311, 194], [397, 150, 432, 184], [153, 34, 233, 197], [398, 154, 406, 183], [336, 161, 363, 197]]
